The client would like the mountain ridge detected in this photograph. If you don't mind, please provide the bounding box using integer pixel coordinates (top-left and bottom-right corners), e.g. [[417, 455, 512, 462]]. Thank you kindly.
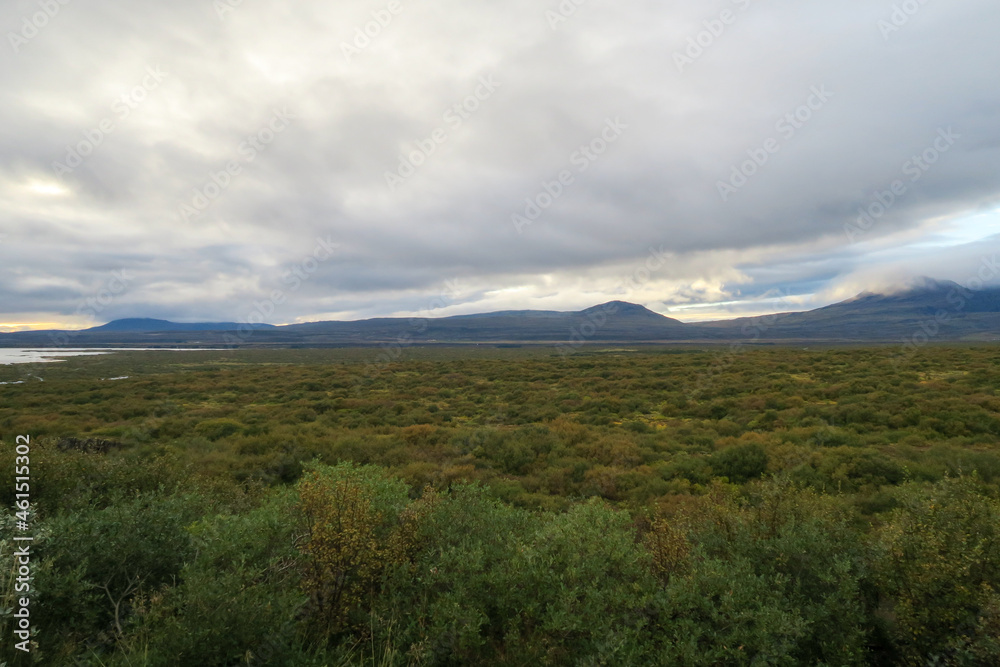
[[87, 318, 277, 333], [3, 279, 999, 346]]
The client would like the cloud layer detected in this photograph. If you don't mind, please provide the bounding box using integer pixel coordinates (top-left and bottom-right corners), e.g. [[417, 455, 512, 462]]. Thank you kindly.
[[1, 0, 999, 328]]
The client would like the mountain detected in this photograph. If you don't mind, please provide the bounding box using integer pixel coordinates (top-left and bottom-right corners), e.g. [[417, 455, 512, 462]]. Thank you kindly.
[[281, 301, 699, 343], [700, 278, 1000, 341], [2, 281, 998, 347], [86, 318, 276, 333]]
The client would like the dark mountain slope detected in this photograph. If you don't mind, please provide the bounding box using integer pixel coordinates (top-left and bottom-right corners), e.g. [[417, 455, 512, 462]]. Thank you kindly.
[[3, 282, 999, 347], [700, 279, 1000, 340], [86, 318, 276, 333]]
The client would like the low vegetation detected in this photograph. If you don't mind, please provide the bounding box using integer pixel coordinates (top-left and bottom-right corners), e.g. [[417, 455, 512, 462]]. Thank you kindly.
[[2, 344, 1000, 665]]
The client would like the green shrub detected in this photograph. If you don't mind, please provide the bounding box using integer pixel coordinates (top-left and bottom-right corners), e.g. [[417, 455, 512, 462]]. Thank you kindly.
[[873, 476, 1000, 664], [124, 489, 307, 666], [194, 418, 245, 441], [647, 479, 870, 665], [711, 443, 769, 483], [34, 491, 204, 659], [376, 484, 535, 665]]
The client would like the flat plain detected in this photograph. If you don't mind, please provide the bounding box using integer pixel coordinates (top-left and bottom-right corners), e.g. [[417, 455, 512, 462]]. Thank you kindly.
[[3, 344, 1000, 664]]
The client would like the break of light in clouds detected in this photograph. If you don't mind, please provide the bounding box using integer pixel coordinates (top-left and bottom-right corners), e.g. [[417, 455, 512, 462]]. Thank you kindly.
[[1, 0, 999, 330]]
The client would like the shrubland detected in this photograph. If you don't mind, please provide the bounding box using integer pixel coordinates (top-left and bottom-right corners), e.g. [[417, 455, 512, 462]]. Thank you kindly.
[[1, 344, 1000, 664]]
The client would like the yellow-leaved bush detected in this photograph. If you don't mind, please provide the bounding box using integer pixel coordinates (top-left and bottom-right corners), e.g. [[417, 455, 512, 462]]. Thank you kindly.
[[295, 462, 431, 637]]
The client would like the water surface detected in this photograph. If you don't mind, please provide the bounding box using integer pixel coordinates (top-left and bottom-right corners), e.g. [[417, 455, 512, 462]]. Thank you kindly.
[[0, 348, 216, 365], [0, 349, 113, 365]]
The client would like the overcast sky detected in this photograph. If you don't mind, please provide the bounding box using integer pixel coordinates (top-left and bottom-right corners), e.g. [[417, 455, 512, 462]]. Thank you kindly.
[[1, 0, 999, 330]]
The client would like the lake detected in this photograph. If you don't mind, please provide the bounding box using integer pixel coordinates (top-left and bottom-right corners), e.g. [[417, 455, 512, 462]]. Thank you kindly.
[[0, 348, 216, 365], [0, 349, 115, 365]]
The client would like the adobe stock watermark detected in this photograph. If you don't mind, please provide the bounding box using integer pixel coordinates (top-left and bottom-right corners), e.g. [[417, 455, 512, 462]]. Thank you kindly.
[[214, 0, 247, 20], [545, 0, 591, 30], [178, 108, 296, 223], [892, 255, 999, 364], [340, 0, 405, 62], [688, 288, 796, 398], [222, 236, 339, 348], [353, 280, 463, 391], [844, 127, 959, 243], [7, 0, 72, 54], [47, 269, 134, 347], [51, 66, 168, 178], [512, 117, 628, 234], [674, 0, 753, 73], [384, 76, 502, 192], [717, 85, 834, 202], [878, 0, 933, 41], [556, 245, 672, 356]]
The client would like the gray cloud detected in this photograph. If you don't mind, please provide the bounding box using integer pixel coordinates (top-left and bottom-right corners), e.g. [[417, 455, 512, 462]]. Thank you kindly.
[[1, 0, 999, 327]]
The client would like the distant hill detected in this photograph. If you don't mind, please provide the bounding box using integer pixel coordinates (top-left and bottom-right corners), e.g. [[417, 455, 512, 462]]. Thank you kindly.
[[700, 278, 1000, 340], [283, 301, 695, 343], [86, 318, 276, 333], [2, 280, 998, 347]]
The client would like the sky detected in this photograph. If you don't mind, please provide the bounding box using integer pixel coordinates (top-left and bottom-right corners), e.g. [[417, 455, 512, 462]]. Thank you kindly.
[[1, 0, 999, 331]]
